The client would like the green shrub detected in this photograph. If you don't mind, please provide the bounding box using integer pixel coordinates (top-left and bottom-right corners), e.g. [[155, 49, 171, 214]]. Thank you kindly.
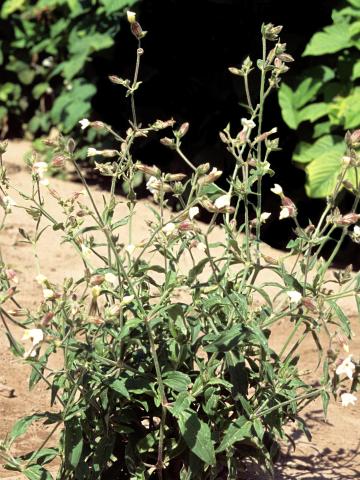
[[279, 0, 360, 198], [0, 0, 138, 139], [0, 14, 359, 479]]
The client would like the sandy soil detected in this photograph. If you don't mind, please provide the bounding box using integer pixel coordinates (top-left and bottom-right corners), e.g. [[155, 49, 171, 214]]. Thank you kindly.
[[0, 140, 359, 479]]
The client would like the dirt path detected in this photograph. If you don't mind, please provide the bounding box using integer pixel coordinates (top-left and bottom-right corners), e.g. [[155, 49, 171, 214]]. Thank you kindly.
[[0, 141, 359, 479]]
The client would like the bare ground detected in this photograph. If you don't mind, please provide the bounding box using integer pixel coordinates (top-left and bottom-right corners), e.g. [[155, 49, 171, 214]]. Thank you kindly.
[[0, 140, 359, 479]]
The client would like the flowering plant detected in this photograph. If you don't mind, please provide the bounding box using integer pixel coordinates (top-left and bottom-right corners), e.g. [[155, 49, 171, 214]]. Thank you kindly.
[[0, 14, 359, 480]]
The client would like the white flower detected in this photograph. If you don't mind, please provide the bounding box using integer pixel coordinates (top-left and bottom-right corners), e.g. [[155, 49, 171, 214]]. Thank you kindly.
[[79, 118, 90, 130], [279, 207, 290, 220], [39, 178, 49, 187], [197, 242, 206, 253], [22, 328, 44, 358], [162, 222, 176, 236], [121, 295, 134, 305], [146, 176, 158, 194], [189, 207, 199, 220], [32, 161, 48, 178], [214, 195, 231, 210], [43, 288, 54, 300], [125, 244, 136, 255], [87, 147, 101, 157], [105, 272, 118, 286], [353, 225, 360, 238], [241, 118, 256, 130], [81, 245, 92, 257], [287, 290, 302, 305], [42, 56, 53, 68], [2, 195, 16, 212], [127, 10, 136, 23], [341, 392, 357, 407], [270, 184, 283, 196], [260, 212, 271, 223], [35, 274, 47, 286], [336, 355, 356, 380]]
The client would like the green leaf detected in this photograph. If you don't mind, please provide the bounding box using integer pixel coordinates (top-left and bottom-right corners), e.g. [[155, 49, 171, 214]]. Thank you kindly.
[[299, 102, 329, 123], [203, 325, 244, 353], [188, 257, 210, 285], [352, 61, 360, 80], [293, 135, 343, 164], [305, 140, 345, 198], [303, 20, 352, 56], [65, 417, 83, 469], [10, 414, 43, 442], [278, 84, 298, 129], [1, 0, 26, 18], [328, 301, 352, 337], [100, 0, 137, 15], [177, 409, 215, 465], [217, 417, 252, 452], [163, 371, 192, 392], [109, 379, 130, 399], [23, 465, 53, 480], [167, 391, 194, 417]]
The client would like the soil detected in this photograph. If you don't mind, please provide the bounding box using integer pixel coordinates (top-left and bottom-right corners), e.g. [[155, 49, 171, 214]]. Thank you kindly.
[[0, 140, 359, 479]]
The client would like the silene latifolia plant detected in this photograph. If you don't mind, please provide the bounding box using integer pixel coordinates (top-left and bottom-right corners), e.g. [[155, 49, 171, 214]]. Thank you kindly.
[[0, 12, 359, 480]]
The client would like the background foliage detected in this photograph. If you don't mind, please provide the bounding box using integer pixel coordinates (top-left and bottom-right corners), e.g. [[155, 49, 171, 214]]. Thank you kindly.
[[0, 0, 138, 139], [279, 0, 360, 198]]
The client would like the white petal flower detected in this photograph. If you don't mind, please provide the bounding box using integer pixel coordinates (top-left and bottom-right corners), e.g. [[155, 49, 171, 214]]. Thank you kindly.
[[121, 295, 134, 305], [22, 328, 44, 358], [336, 355, 356, 380], [162, 222, 176, 236], [42, 56, 53, 68], [270, 184, 283, 196], [146, 176, 158, 194], [287, 290, 302, 305], [43, 288, 54, 300], [81, 245, 92, 257], [341, 392, 357, 407], [2, 195, 16, 213], [214, 195, 231, 210], [197, 242, 206, 253], [79, 118, 91, 130], [279, 207, 291, 220], [125, 244, 136, 255], [260, 212, 271, 223], [105, 272, 118, 286], [35, 274, 47, 286], [241, 118, 256, 130], [353, 225, 360, 237], [127, 10, 136, 23], [87, 147, 100, 157], [33, 161, 48, 178], [189, 206, 200, 220], [39, 178, 49, 187]]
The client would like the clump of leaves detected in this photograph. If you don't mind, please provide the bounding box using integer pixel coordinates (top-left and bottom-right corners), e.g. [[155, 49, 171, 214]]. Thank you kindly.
[[279, 0, 360, 197], [0, 14, 359, 480]]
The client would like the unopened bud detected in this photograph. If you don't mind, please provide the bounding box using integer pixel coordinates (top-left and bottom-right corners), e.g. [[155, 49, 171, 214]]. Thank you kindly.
[[41, 311, 54, 327], [131, 21, 147, 40], [67, 138, 76, 154], [160, 137, 176, 149], [91, 121, 106, 130], [135, 163, 161, 177], [302, 297, 317, 313], [277, 53, 294, 63], [178, 122, 189, 138], [165, 173, 187, 182], [90, 275, 105, 286], [336, 213, 360, 226], [178, 220, 193, 231], [0, 140, 8, 154], [52, 155, 66, 168], [197, 163, 210, 175]]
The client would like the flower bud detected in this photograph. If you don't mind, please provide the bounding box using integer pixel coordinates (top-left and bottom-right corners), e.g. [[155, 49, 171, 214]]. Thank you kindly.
[[90, 275, 105, 286], [165, 173, 187, 182], [336, 213, 360, 226], [135, 163, 161, 177], [131, 21, 147, 40], [0, 140, 8, 154], [52, 155, 67, 168], [178, 220, 193, 231], [197, 163, 210, 175], [178, 122, 189, 138], [160, 137, 176, 149]]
